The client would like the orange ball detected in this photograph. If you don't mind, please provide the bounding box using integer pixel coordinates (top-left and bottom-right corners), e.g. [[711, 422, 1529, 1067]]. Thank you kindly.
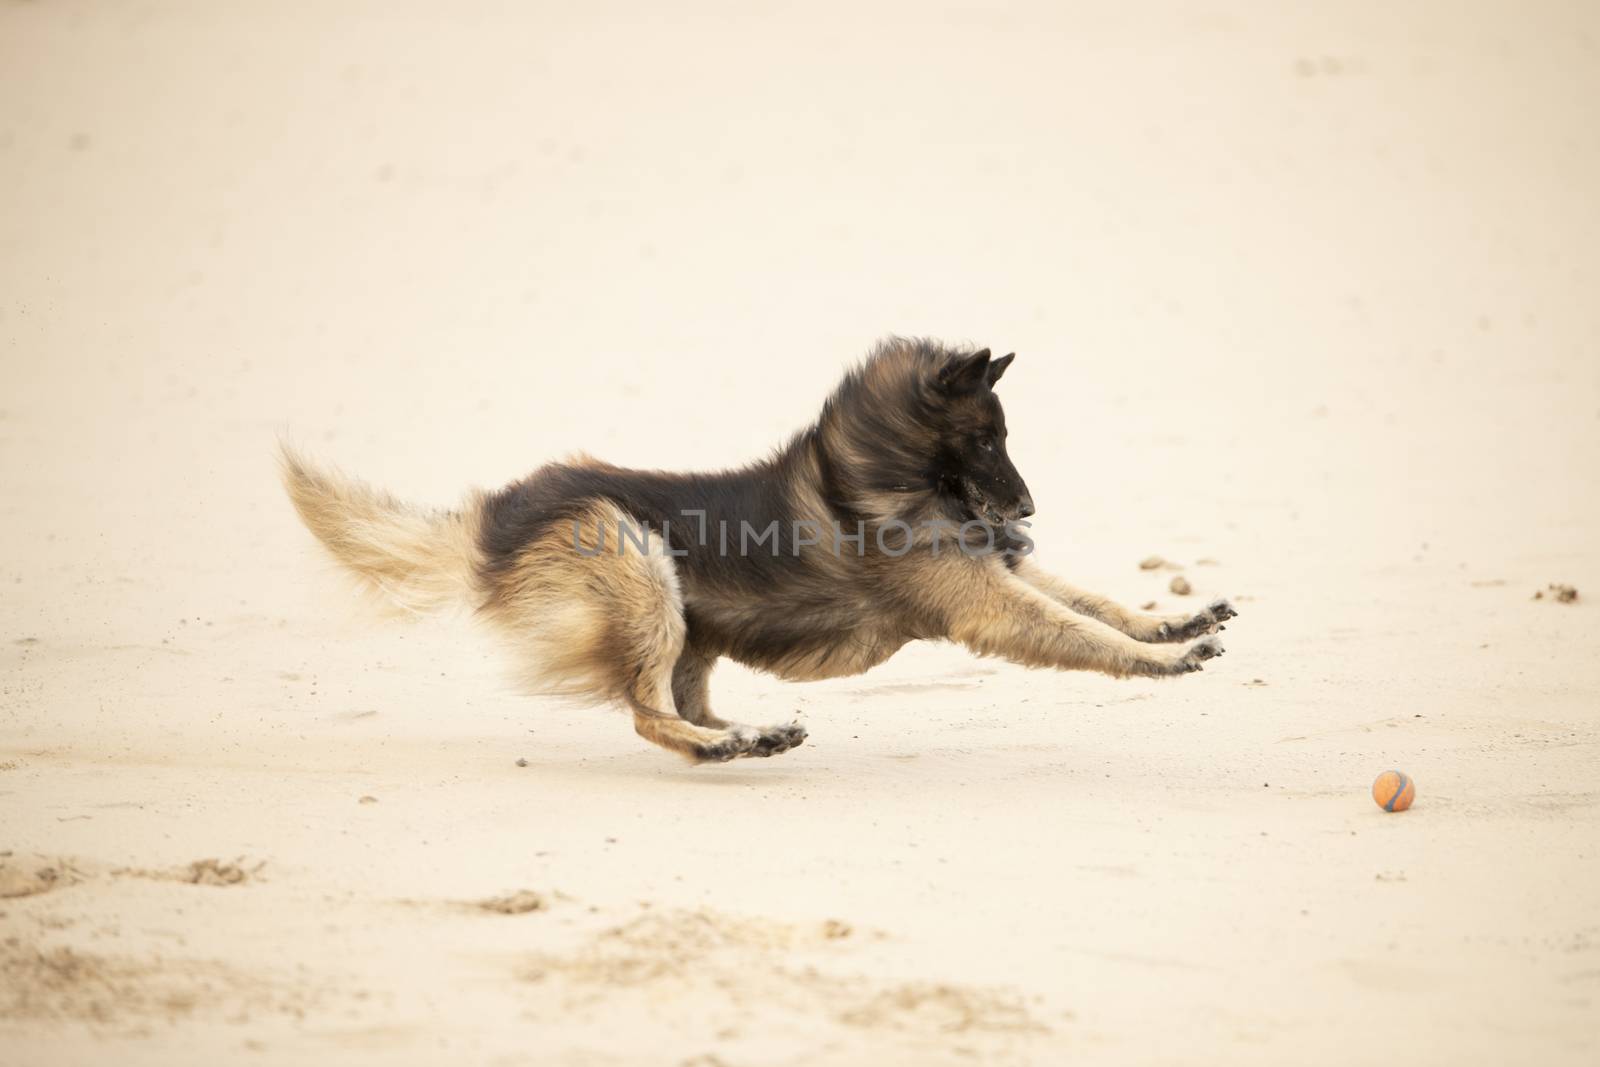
[[1372, 770, 1415, 812]]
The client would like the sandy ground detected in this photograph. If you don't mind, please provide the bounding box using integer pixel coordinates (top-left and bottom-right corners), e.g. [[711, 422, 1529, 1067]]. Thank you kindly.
[[3, 1, 1599, 1064]]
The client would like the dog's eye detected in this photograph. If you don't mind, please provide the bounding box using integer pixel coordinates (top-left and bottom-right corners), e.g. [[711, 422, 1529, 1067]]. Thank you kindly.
[[977, 436, 996, 452]]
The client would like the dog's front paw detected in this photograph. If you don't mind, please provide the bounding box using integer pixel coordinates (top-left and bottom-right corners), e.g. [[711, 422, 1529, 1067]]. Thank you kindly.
[[1156, 598, 1237, 642], [747, 721, 807, 758], [1133, 635, 1224, 678], [1176, 635, 1225, 672]]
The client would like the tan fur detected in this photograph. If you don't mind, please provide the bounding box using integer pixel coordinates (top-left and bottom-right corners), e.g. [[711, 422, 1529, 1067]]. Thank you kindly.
[[888, 554, 1226, 680], [278, 445, 486, 616], [1011, 559, 1209, 643], [479, 499, 674, 700]]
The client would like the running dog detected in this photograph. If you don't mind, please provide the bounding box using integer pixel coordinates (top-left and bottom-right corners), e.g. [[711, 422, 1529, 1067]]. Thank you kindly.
[[281, 338, 1234, 762]]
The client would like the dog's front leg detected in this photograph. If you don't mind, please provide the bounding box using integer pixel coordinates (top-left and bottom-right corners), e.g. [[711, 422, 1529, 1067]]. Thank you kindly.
[[1010, 558, 1235, 644], [930, 563, 1224, 678]]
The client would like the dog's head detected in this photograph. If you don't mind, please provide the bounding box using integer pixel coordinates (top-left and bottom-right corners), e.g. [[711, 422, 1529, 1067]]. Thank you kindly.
[[925, 348, 1034, 526], [816, 339, 1036, 530]]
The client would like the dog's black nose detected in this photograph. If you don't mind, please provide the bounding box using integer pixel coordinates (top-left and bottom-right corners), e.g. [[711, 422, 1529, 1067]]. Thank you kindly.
[[1016, 496, 1035, 519]]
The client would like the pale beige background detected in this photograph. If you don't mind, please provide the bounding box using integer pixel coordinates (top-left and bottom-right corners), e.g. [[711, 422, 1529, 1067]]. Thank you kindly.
[[2, 1, 1597, 1064]]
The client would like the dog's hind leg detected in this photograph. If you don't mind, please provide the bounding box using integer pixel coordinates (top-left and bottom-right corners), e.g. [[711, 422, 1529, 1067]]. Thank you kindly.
[[482, 502, 762, 763], [621, 605, 760, 763], [1011, 558, 1235, 644], [604, 551, 765, 764], [670, 649, 728, 728], [671, 647, 807, 758]]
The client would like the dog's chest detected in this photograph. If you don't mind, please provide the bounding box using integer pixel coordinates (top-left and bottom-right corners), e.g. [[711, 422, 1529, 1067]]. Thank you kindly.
[[764, 625, 909, 681]]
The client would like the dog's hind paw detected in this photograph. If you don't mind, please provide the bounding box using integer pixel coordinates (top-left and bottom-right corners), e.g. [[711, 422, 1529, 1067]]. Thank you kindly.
[[747, 721, 807, 758], [695, 725, 760, 763]]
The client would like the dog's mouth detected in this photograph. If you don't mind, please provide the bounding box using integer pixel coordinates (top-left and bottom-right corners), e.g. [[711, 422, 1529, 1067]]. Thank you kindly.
[[958, 479, 1022, 527], [972, 501, 1006, 526]]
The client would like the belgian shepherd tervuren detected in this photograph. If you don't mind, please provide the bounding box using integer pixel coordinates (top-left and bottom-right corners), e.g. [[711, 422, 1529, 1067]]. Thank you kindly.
[[282, 337, 1234, 763]]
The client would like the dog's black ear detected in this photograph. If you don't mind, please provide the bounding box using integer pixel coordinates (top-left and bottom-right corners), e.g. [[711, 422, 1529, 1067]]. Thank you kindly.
[[986, 352, 1015, 387], [938, 348, 992, 393]]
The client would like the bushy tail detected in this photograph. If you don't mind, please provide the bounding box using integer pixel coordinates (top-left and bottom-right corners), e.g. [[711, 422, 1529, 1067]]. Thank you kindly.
[[278, 444, 487, 616]]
